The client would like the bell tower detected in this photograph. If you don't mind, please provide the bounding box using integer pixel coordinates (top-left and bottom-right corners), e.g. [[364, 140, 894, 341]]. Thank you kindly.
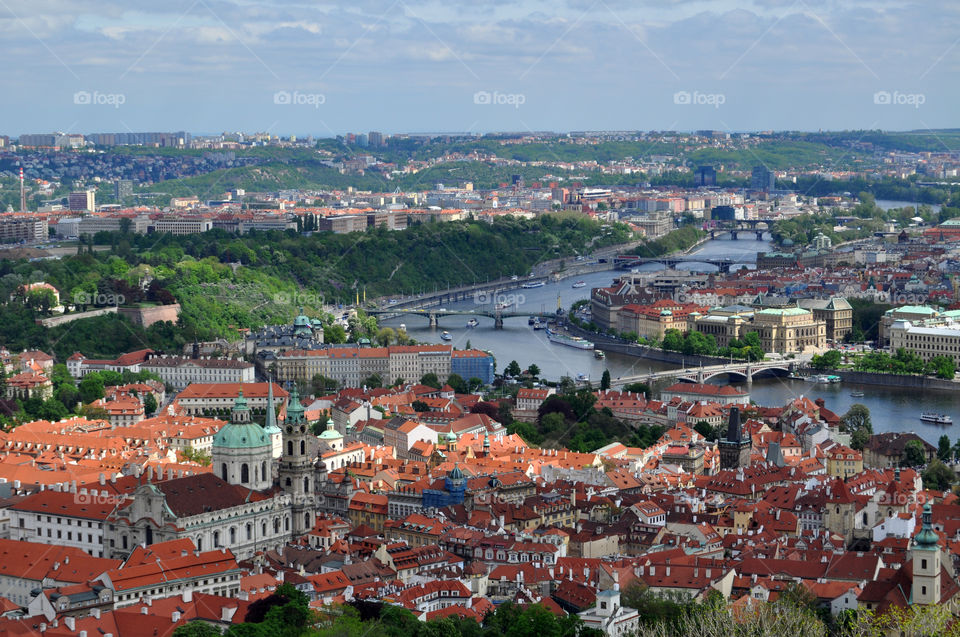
[[279, 384, 314, 534], [912, 503, 941, 605]]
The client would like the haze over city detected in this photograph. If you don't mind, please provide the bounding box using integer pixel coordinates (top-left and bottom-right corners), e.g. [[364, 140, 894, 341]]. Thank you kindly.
[[1, 0, 958, 133]]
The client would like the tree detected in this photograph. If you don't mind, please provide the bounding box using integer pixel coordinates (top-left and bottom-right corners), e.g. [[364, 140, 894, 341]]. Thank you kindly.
[[623, 382, 650, 396], [841, 404, 872, 435], [600, 369, 611, 391], [922, 459, 956, 491], [527, 363, 540, 377], [557, 375, 576, 395], [419, 372, 440, 389], [470, 401, 500, 419], [927, 355, 956, 379], [311, 374, 338, 394], [173, 622, 222, 637], [143, 392, 158, 416], [412, 400, 430, 412], [467, 377, 484, 391], [851, 427, 871, 452], [361, 373, 383, 388], [939, 435, 952, 462], [693, 420, 719, 442], [902, 439, 927, 467], [446, 373, 467, 394], [324, 323, 347, 344], [505, 360, 522, 377], [810, 349, 841, 370], [78, 375, 105, 404]]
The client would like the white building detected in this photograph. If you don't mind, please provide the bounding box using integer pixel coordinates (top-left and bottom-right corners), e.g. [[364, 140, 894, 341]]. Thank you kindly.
[[142, 355, 255, 390], [578, 589, 640, 636]]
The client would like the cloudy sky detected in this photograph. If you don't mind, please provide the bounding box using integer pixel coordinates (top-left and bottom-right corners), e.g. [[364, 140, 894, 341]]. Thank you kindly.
[[0, 0, 956, 136]]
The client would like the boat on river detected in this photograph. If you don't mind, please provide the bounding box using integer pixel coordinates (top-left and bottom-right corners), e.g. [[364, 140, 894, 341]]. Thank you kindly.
[[921, 413, 953, 425], [546, 328, 594, 350]]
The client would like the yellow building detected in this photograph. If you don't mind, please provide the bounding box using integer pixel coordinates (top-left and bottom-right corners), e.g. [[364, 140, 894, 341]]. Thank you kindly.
[[827, 444, 863, 479], [751, 307, 826, 354]]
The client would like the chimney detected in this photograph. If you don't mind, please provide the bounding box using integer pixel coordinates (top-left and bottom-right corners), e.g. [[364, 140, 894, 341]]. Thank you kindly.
[[172, 611, 181, 623], [182, 589, 193, 602], [64, 617, 76, 630], [141, 607, 148, 615], [91, 608, 101, 619]]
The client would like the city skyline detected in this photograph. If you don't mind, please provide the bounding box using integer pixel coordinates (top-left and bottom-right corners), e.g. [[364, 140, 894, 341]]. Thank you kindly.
[[0, 0, 956, 135]]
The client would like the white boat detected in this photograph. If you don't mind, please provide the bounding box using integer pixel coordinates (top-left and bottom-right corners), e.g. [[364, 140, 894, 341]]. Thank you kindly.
[[921, 413, 953, 425], [522, 280, 546, 289], [466, 318, 478, 328], [576, 373, 590, 382], [495, 302, 511, 311], [440, 331, 452, 341], [572, 281, 586, 288], [546, 328, 594, 350], [533, 320, 546, 330], [850, 390, 865, 397]]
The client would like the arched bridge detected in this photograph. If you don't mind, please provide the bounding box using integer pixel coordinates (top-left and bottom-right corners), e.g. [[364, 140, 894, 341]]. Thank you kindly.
[[614, 255, 746, 273], [367, 307, 559, 329], [613, 359, 795, 387]]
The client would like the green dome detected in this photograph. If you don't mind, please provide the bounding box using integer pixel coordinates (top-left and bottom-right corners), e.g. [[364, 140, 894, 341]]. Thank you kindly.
[[914, 503, 939, 550], [213, 422, 270, 449], [449, 463, 463, 480], [318, 418, 342, 440]]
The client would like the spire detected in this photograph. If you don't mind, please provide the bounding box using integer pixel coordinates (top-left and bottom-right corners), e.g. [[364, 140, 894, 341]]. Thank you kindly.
[[231, 389, 251, 423], [914, 503, 939, 550], [265, 379, 277, 430], [286, 383, 305, 425]]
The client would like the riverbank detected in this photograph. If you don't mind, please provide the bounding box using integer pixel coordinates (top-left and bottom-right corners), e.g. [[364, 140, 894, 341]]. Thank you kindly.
[[803, 368, 960, 391]]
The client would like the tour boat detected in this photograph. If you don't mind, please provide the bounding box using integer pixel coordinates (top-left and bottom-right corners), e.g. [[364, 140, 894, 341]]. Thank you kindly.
[[576, 373, 590, 382], [546, 328, 594, 350], [920, 413, 953, 425], [595, 350, 605, 359], [849, 390, 865, 397], [440, 331, 452, 341], [466, 318, 479, 328], [521, 280, 546, 289], [572, 281, 586, 288]]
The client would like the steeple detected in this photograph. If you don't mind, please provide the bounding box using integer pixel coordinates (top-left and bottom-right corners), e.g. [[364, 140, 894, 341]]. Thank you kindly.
[[265, 380, 277, 430], [915, 503, 939, 550], [286, 383, 305, 425], [231, 389, 251, 424]]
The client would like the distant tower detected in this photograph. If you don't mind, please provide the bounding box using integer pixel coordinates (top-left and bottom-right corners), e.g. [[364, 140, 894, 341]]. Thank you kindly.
[[912, 503, 941, 605], [262, 379, 283, 459], [718, 406, 751, 470], [483, 430, 490, 457], [19, 165, 26, 213], [279, 384, 314, 534]]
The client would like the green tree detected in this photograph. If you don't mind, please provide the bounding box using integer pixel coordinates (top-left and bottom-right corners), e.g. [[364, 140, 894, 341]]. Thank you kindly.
[[173, 622, 222, 637], [78, 375, 105, 404], [143, 392, 158, 416], [504, 360, 522, 377], [922, 459, 956, 491], [841, 403, 872, 435], [446, 373, 467, 394], [600, 369, 611, 391], [362, 373, 383, 388], [412, 400, 430, 412], [939, 435, 952, 462], [810, 349, 841, 370], [527, 363, 540, 377], [324, 323, 347, 344], [419, 372, 440, 389], [903, 439, 927, 467]]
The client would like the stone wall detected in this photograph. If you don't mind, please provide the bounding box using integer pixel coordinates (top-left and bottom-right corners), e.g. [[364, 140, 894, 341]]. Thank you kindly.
[[117, 303, 181, 328]]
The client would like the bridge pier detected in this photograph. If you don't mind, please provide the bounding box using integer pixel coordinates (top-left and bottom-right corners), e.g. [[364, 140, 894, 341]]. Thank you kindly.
[[428, 313, 437, 328], [730, 230, 738, 240], [494, 316, 503, 329], [745, 365, 753, 383], [756, 231, 763, 241]]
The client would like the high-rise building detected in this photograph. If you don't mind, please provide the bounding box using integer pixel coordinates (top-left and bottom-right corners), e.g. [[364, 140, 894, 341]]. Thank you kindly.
[[751, 165, 776, 192], [115, 179, 134, 204], [68, 189, 96, 212], [694, 166, 716, 187], [368, 131, 384, 147]]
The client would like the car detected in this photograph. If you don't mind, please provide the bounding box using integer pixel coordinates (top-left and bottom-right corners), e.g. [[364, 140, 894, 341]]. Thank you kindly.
[[510, 275, 519, 281], [388, 299, 398, 305]]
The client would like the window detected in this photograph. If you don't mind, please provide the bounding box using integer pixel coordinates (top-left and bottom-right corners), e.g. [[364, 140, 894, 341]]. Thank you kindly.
[[241, 463, 250, 484], [221, 463, 228, 481], [922, 558, 928, 570]]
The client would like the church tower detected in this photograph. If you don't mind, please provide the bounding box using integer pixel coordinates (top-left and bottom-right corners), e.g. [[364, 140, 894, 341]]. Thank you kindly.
[[211, 390, 272, 491], [279, 384, 314, 534], [912, 503, 941, 605], [718, 406, 751, 470]]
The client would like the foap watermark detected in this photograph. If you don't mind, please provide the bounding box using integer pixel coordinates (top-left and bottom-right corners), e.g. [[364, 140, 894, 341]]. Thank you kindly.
[[673, 90, 725, 108], [877, 291, 929, 305], [273, 290, 324, 307], [873, 90, 925, 108], [473, 90, 526, 109], [273, 90, 326, 108], [474, 290, 525, 307], [73, 90, 126, 108], [75, 492, 126, 506], [73, 291, 125, 306]]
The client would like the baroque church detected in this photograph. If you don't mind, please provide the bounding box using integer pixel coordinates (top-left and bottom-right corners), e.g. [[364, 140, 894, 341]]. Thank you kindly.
[[104, 384, 332, 559]]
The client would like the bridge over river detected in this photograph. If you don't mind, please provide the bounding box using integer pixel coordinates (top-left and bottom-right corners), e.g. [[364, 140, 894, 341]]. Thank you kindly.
[[613, 359, 797, 387]]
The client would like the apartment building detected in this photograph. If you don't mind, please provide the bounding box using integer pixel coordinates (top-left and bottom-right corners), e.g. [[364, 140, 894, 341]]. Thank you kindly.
[[141, 355, 255, 390], [274, 345, 453, 387], [887, 320, 960, 367]]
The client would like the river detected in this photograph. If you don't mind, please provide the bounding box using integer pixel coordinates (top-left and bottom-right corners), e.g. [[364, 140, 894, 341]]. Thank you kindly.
[[380, 233, 956, 445]]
